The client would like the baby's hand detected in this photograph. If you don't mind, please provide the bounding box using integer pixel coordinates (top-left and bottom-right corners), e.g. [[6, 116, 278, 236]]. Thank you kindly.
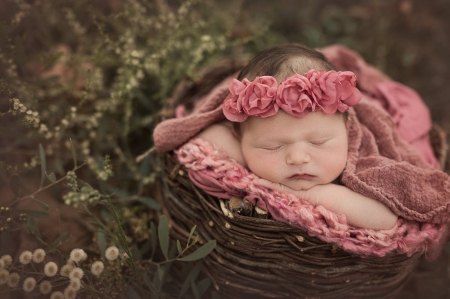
[[254, 178, 312, 200], [254, 178, 323, 204], [254, 178, 398, 230]]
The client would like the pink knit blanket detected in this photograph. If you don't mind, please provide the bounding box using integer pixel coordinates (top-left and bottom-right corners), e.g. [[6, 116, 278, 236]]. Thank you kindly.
[[176, 137, 446, 257]]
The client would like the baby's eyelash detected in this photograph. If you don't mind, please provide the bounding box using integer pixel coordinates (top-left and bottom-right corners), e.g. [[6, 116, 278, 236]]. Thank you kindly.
[[263, 145, 283, 152], [310, 141, 326, 146]]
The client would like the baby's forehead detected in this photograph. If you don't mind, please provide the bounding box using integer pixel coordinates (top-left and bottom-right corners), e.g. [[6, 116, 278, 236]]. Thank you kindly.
[[242, 112, 344, 131]]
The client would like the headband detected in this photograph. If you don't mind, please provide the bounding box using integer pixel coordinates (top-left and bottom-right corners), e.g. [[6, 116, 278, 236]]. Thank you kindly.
[[222, 69, 362, 122]]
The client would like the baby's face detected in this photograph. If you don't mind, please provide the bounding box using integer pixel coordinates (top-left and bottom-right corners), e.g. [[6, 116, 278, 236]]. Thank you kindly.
[[240, 111, 348, 191]]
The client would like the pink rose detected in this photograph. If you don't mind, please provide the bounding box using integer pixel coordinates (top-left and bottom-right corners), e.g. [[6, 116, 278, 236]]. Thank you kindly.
[[241, 76, 278, 118], [306, 70, 339, 114], [306, 70, 362, 114], [335, 71, 362, 112], [222, 78, 250, 122], [276, 74, 314, 117]]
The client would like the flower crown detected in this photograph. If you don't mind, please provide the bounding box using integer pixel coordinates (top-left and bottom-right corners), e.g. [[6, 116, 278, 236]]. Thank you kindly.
[[222, 69, 363, 122]]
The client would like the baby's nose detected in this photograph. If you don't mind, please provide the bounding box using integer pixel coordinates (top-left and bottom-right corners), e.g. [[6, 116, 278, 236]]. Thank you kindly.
[[286, 145, 310, 165]]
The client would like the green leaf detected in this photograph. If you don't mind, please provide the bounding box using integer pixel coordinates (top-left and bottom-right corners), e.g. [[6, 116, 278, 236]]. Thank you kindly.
[[51, 232, 68, 249], [191, 280, 201, 299], [150, 222, 157, 258], [198, 277, 212, 295], [16, 209, 49, 218], [28, 217, 41, 238], [35, 200, 49, 210], [69, 138, 77, 167], [97, 232, 106, 259], [39, 144, 46, 186], [179, 261, 203, 298], [158, 215, 169, 260], [179, 240, 216, 262], [9, 174, 20, 197], [176, 240, 182, 255], [45, 171, 56, 183], [125, 286, 140, 299], [186, 225, 196, 249], [137, 197, 161, 210], [140, 156, 150, 177]]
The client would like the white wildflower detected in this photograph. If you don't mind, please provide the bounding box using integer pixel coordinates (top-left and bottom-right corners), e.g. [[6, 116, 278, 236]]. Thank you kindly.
[[19, 251, 32, 265], [39, 280, 52, 294], [32, 248, 46, 263], [105, 246, 119, 261], [90, 261, 104, 276], [7, 272, 19, 288], [44, 262, 58, 277], [69, 267, 84, 280], [22, 277, 36, 292], [0, 269, 9, 285]]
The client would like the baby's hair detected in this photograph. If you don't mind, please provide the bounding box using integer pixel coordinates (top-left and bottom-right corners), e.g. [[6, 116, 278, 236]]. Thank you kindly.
[[237, 43, 335, 82], [233, 44, 346, 137]]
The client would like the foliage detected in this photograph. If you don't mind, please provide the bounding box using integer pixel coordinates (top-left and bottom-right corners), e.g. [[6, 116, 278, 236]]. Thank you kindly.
[[0, 0, 274, 298]]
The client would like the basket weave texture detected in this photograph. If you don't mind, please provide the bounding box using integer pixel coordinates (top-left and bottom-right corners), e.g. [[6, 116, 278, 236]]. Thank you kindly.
[[154, 61, 450, 299]]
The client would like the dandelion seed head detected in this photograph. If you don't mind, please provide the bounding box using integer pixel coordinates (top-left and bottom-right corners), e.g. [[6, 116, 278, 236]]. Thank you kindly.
[[69, 277, 81, 291], [39, 280, 52, 294], [44, 262, 58, 277], [0, 269, 9, 285], [69, 248, 85, 263], [50, 291, 64, 299], [32, 248, 46, 263], [0, 255, 12, 266], [69, 267, 84, 280], [7, 272, 19, 288], [0, 260, 4, 269], [64, 286, 77, 299], [90, 261, 104, 276], [105, 246, 119, 261], [60, 264, 74, 277], [19, 251, 32, 265], [22, 277, 36, 292]]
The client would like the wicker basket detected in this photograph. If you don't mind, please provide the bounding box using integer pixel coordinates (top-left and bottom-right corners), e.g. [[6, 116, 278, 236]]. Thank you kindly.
[[153, 60, 449, 299]]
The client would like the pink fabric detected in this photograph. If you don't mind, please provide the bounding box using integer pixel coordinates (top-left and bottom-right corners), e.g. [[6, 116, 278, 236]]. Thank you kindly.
[[223, 70, 362, 122], [176, 138, 447, 257], [320, 45, 439, 169]]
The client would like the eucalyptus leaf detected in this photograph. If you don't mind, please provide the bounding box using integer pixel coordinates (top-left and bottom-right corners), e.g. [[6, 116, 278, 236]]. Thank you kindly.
[[45, 171, 56, 183], [150, 222, 157, 258], [39, 144, 46, 186], [186, 225, 196, 249], [137, 197, 161, 210], [35, 200, 49, 211], [176, 240, 182, 255], [51, 232, 68, 249], [179, 261, 203, 298], [28, 217, 41, 238], [140, 156, 150, 177], [197, 277, 211, 295], [179, 240, 216, 262], [158, 215, 169, 260], [191, 280, 201, 299]]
